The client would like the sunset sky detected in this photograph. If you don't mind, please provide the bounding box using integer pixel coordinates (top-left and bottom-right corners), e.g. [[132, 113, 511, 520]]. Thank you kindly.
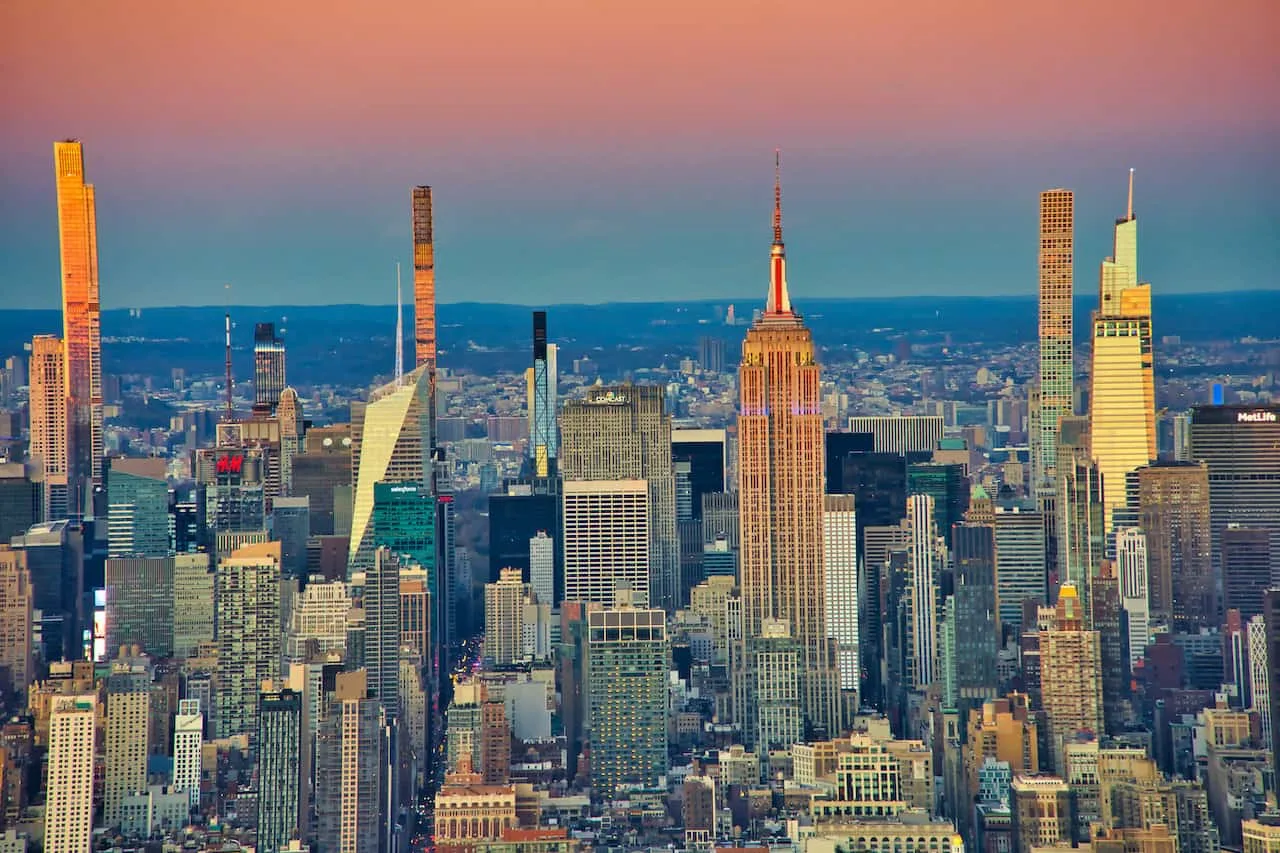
[[1, 0, 1276, 309]]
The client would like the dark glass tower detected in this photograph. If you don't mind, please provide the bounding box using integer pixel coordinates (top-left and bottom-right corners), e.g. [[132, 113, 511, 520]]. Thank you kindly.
[[253, 322, 286, 414]]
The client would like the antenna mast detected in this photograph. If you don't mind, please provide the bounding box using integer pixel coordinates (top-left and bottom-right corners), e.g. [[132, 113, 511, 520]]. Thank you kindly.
[[224, 284, 234, 422], [395, 262, 404, 384]]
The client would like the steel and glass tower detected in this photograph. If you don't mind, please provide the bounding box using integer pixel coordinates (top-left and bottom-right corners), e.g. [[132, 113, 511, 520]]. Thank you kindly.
[[253, 322, 286, 414], [55, 141, 104, 510], [527, 311, 558, 478], [1034, 189, 1074, 489], [1089, 171, 1155, 535], [737, 153, 840, 738]]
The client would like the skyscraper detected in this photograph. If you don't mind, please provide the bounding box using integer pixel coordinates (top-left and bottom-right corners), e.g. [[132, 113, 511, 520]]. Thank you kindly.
[[173, 698, 203, 810], [215, 541, 282, 738], [1034, 189, 1074, 489], [411, 186, 436, 371], [993, 502, 1047, 630], [823, 494, 859, 716], [950, 522, 1000, 711], [0, 547, 33, 695], [104, 670, 151, 828], [257, 686, 303, 853], [45, 694, 96, 853], [1116, 527, 1151, 669], [105, 458, 170, 558], [1039, 584, 1103, 771], [55, 140, 104, 508], [28, 334, 68, 520], [172, 553, 214, 659], [1089, 171, 1156, 535], [484, 568, 526, 666], [364, 547, 402, 719], [562, 479, 650, 605], [907, 494, 941, 691], [527, 311, 558, 478], [315, 669, 384, 853], [846, 415, 943, 456], [253, 322, 286, 413], [1222, 525, 1274, 621], [349, 365, 432, 569], [737, 154, 839, 737], [105, 556, 174, 658], [1246, 614, 1271, 758], [1135, 462, 1213, 630], [560, 384, 678, 609], [529, 530, 554, 606]]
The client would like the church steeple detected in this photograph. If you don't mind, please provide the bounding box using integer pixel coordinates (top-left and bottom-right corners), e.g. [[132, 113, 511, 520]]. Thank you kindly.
[[765, 149, 793, 316]]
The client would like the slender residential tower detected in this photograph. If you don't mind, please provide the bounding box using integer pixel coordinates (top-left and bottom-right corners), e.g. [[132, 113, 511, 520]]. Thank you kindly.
[[527, 311, 558, 478], [737, 153, 840, 738], [1034, 189, 1074, 489], [55, 140, 104, 508], [1089, 170, 1155, 534], [411, 187, 436, 371]]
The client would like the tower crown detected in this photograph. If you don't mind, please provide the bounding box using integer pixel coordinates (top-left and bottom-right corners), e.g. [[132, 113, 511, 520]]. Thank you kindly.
[[765, 149, 793, 316]]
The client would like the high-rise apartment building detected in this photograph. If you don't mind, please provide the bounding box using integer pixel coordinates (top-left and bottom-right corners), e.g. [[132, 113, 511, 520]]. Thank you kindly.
[[364, 548, 401, 719], [736, 157, 839, 738], [28, 334, 68, 520], [1135, 462, 1213, 630], [1191, 404, 1280, 584], [823, 494, 859, 715], [215, 541, 282, 738], [45, 694, 96, 853], [1116, 527, 1151, 669], [253, 322, 286, 413], [562, 479, 649, 606], [846, 415, 944, 456], [529, 531, 554, 606], [1056, 421, 1104, 613], [55, 141, 104, 506], [105, 458, 170, 558], [411, 186, 436, 371], [173, 698, 203, 810], [742, 618, 803, 758], [993, 503, 1047, 630], [1246, 615, 1271, 758], [587, 588, 669, 798], [484, 568, 526, 666], [315, 669, 384, 853], [349, 366, 432, 569], [1039, 585, 1103, 771], [172, 552, 214, 659], [1089, 172, 1156, 535], [257, 687, 303, 853], [0, 548, 33, 694], [104, 672, 151, 828], [526, 311, 558, 478], [560, 384, 678, 610], [1034, 189, 1074, 489]]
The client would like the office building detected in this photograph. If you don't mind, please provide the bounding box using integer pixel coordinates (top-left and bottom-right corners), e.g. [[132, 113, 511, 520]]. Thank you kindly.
[[672, 429, 727, 515], [906, 494, 940, 690], [28, 334, 68, 520], [993, 503, 1047, 630], [253, 322, 286, 413], [315, 669, 384, 853], [412, 186, 436, 371], [1116, 527, 1150, 669], [173, 698, 202, 810], [104, 672, 151, 828], [172, 553, 214, 658], [105, 556, 174, 658], [488, 484, 560, 586], [528, 530, 554, 606], [0, 462, 39, 543], [1057, 422, 1104, 612], [257, 687, 303, 853], [1191, 404, 1280, 583], [1265, 590, 1280, 765], [1039, 585, 1103, 770], [44, 695, 96, 853], [736, 157, 840, 737], [562, 479, 649, 606], [742, 618, 803, 757], [285, 577, 351, 662], [272, 496, 311, 578], [105, 458, 170, 557], [1135, 462, 1213, 630], [1089, 172, 1155, 534], [215, 541, 282, 738], [1222, 525, 1274, 620], [950, 522, 1000, 709], [9, 521, 84, 663], [55, 140, 104, 506], [1246, 615, 1271, 760], [907, 462, 969, 548], [560, 384, 678, 610], [824, 430, 874, 493], [291, 425, 353, 537], [196, 443, 268, 535], [699, 335, 726, 373], [847, 415, 943, 455], [527, 311, 558, 478], [484, 568, 525, 666], [0, 548, 33, 694], [823, 494, 859, 714], [349, 365, 432, 570], [1010, 775, 1072, 853], [1034, 188, 1074, 490], [364, 548, 401, 718], [587, 588, 669, 798], [1243, 817, 1280, 853]]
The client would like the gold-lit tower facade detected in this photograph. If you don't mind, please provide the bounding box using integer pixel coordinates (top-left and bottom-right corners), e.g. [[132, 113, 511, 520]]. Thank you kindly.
[[412, 187, 436, 371], [737, 153, 840, 738], [1034, 189, 1074, 489], [1089, 170, 1156, 534], [29, 334, 68, 520], [55, 140, 104, 508]]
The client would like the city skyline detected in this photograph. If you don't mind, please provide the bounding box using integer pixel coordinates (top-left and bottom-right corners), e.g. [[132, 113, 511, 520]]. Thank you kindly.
[[2, 1, 1277, 308]]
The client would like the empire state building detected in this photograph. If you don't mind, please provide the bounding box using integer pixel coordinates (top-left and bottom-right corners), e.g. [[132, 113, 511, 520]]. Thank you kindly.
[[737, 154, 840, 740]]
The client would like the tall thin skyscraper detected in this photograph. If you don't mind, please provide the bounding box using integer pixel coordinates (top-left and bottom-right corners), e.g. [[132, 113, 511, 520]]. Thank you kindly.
[[1089, 171, 1155, 534], [55, 140, 104, 508], [215, 541, 282, 738], [1035, 189, 1074, 489], [315, 669, 384, 853], [527, 311, 558, 478], [1039, 584, 1102, 772], [257, 686, 303, 853], [906, 494, 940, 690], [104, 671, 151, 828], [364, 547, 402, 719], [562, 479, 650, 605], [173, 698, 203, 810], [29, 334, 68, 520], [823, 494, 859, 717], [45, 694, 96, 853], [253, 322, 286, 414], [411, 186, 436, 370], [737, 153, 839, 738], [0, 546, 33, 695], [1116, 527, 1150, 669]]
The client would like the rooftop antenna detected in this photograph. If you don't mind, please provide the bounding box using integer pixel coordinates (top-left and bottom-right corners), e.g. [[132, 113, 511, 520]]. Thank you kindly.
[[1126, 167, 1135, 221], [394, 262, 404, 384], [773, 147, 783, 245], [224, 283, 234, 422]]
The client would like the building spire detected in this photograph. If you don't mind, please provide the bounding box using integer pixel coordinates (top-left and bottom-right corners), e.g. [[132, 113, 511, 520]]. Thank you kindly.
[[765, 149, 792, 315], [1126, 167, 1134, 221]]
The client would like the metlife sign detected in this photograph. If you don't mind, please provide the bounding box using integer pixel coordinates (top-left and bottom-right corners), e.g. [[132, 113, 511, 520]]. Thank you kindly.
[[1236, 410, 1278, 424]]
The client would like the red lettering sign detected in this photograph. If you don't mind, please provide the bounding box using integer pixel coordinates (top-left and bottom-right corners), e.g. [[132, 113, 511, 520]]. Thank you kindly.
[[216, 455, 244, 475]]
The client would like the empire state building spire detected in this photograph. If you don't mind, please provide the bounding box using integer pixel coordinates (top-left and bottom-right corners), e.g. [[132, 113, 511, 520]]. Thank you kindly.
[[765, 149, 793, 316]]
